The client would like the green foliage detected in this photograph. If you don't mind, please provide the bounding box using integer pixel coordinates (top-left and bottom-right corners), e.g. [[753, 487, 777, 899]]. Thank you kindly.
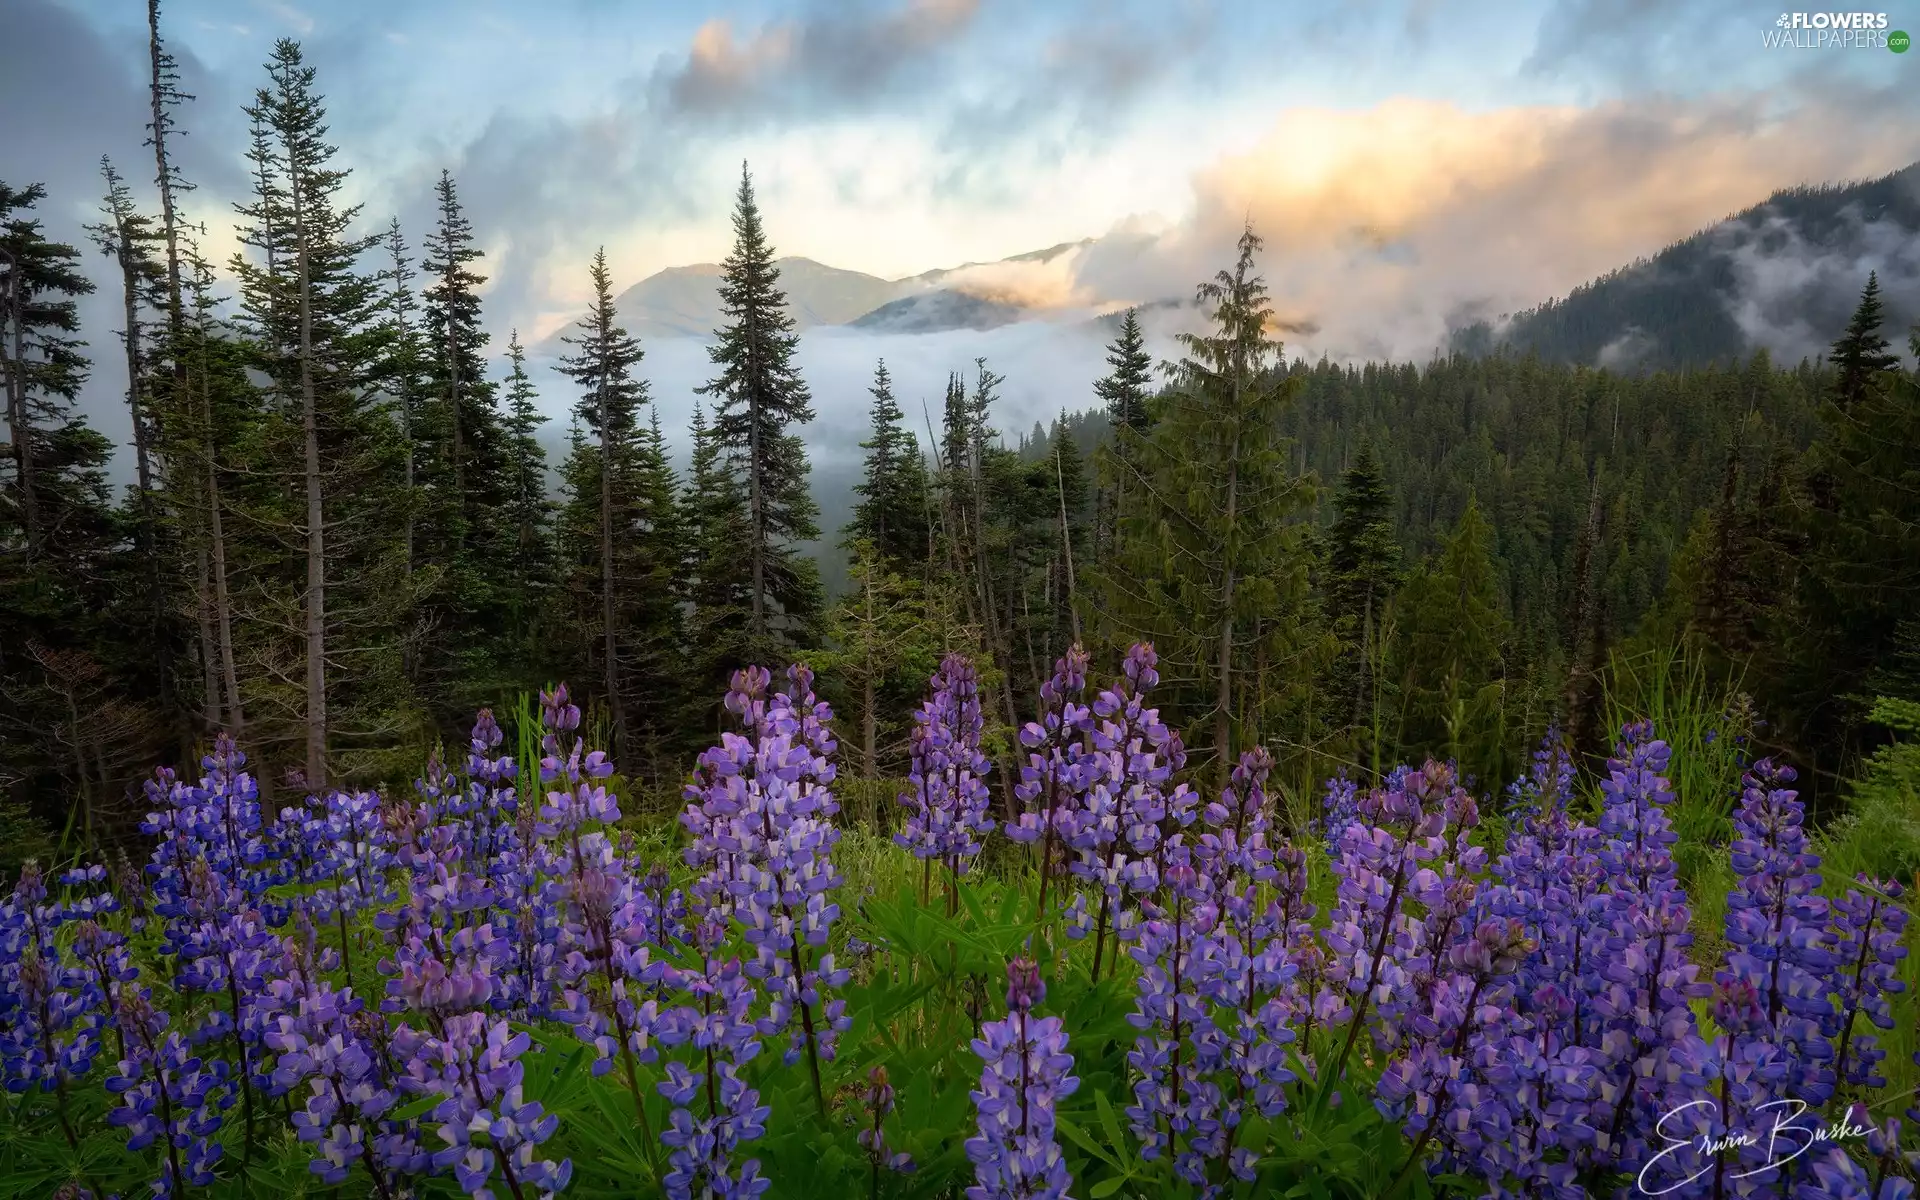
[[1392, 494, 1511, 787], [1820, 696, 1920, 888], [1093, 227, 1324, 785], [1784, 350, 1920, 771], [556, 248, 686, 776], [698, 162, 824, 663], [845, 359, 931, 572], [1318, 441, 1402, 775], [1599, 642, 1758, 891]]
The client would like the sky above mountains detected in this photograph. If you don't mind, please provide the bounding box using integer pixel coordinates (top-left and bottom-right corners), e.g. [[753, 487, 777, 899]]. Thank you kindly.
[[6, 0, 1920, 471]]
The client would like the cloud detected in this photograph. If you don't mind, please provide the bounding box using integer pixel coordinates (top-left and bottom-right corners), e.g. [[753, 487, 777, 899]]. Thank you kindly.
[[654, 0, 980, 119], [1067, 91, 1920, 362], [1718, 204, 1920, 362], [1, 0, 249, 483]]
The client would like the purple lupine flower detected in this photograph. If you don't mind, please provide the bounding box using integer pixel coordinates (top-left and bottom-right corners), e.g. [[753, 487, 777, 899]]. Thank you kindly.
[[0, 863, 111, 1097], [965, 958, 1079, 1200], [1504, 726, 1576, 823], [1828, 877, 1908, 1092], [1718, 759, 1836, 1109], [1595, 719, 1683, 902], [1319, 769, 1364, 855], [556, 857, 659, 1064], [539, 684, 620, 857], [681, 665, 850, 1105], [1122, 855, 1223, 1190], [1561, 722, 1713, 1184], [395, 1012, 571, 1199], [1373, 918, 1536, 1179], [1008, 646, 1092, 916], [896, 654, 996, 885], [858, 1065, 916, 1179], [261, 922, 418, 1193], [653, 914, 771, 1200], [107, 991, 235, 1198], [1134, 747, 1301, 1193], [1467, 785, 1611, 1194], [1321, 762, 1452, 1079], [1061, 643, 1193, 981], [376, 860, 513, 1020]]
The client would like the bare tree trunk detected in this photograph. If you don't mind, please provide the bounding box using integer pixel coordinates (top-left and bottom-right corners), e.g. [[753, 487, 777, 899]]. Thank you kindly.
[[147, 0, 185, 329], [747, 313, 767, 648], [1055, 442, 1081, 646], [1214, 420, 1243, 789], [3, 262, 37, 554], [108, 207, 168, 686], [445, 304, 464, 526], [598, 367, 627, 763], [195, 540, 220, 729], [291, 157, 327, 788], [206, 417, 242, 734], [862, 566, 878, 778]]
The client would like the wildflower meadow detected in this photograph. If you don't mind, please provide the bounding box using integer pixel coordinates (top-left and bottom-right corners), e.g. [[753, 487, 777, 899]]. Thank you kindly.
[[3, 643, 1918, 1200]]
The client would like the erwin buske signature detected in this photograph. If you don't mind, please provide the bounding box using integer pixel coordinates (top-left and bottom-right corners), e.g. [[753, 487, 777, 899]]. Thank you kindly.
[[1636, 1099, 1870, 1195]]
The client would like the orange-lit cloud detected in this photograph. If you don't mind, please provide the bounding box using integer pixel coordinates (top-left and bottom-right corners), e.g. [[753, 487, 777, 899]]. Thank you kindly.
[[1067, 94, 1920, 360]]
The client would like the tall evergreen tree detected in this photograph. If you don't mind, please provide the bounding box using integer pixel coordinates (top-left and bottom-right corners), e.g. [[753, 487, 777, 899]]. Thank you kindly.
[[1829, 271, 1902, 410], [230, 40, 415, 786], [1393, 494, 1511, 786], [1786, 334, 1920, 767], [1092, 306, 1154, 566], [500, 331, 554, 672], [0, 180, 144, 837], [1093, 226, 1321, 785], [1320, 440, 1401, 770], [378, 218, 426, 591], [557, 248, 679, 768], [697, 162, 822, 661], [845, 358, 929, 571], [84, 158, 175, 705], [416, 170, 515, 714]]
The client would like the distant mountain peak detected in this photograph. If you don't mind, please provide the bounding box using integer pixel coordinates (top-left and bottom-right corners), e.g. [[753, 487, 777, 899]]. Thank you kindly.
[[1452, 160, 1920, 372]]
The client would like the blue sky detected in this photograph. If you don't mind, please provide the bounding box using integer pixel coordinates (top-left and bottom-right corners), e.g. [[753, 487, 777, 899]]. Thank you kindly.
[[5, 0, 1918, 465]]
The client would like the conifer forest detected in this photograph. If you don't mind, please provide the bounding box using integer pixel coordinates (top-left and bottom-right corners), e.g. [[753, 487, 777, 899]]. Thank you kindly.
[[6, 8, 1920, 1200]]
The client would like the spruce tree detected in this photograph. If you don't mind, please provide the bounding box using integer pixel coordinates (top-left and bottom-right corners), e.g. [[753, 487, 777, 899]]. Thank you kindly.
[[378, 218, 426, 590], [500, 331, 554, 671], [417, 170, 514, 714], [1787, 341, 1920, 762], [0, 179, 140, 843], [1321, 440, 1401, 769], [557, 247, 655, 765], [846, 358, 929, 571], [697, 162, 822, 661], [1393, 494, 1510, 785], [683, 402, 752, 736], [1093, 226, 1321, 784], [230, 40, 415, 785], [84, 158, 174, 700], [1830, 271, 1901, 410], [1092, 306, 1154, 566]]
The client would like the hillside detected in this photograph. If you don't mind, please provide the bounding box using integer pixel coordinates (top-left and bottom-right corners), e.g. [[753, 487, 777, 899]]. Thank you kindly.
[[847, 288, 1025, 333], [536, 256, 906, 349], [1451, 161, 1920, 371], [536, 242, 1093, 351]]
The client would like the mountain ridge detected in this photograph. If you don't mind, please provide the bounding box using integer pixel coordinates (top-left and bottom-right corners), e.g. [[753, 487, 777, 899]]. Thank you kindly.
[[534, 240, 1097, 354], [1449, 161, 1920, 371]]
